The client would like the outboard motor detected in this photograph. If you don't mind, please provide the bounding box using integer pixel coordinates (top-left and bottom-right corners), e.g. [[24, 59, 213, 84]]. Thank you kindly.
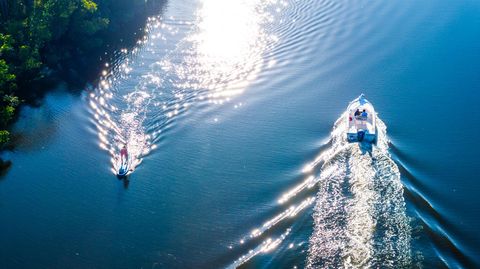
[[357, 130, 365, 142]]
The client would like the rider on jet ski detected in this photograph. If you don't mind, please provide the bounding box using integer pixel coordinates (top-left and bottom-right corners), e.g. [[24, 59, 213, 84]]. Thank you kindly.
[[120, 145, 128, 163]]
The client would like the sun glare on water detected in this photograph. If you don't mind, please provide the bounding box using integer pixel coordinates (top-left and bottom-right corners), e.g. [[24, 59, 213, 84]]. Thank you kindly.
[[196, 0, 261, 64], [180, 0, 276, 102]]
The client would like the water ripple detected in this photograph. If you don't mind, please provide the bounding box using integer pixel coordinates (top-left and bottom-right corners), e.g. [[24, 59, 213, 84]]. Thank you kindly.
[[87, 0, 287, 175]]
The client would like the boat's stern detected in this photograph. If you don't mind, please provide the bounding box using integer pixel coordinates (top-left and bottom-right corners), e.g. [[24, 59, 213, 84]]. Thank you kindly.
[[347, 132, 358, 142], [347, 130, 376, 143]]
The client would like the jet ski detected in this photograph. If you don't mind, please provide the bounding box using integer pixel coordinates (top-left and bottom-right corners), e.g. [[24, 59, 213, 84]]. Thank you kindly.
[[117, 146, 130, 177], [117, 156, 130, 177], [117, 157, 130, 177]]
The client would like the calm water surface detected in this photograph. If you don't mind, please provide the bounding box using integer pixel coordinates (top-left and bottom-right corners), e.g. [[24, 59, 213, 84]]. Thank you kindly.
[[1, 0, 480, 268]]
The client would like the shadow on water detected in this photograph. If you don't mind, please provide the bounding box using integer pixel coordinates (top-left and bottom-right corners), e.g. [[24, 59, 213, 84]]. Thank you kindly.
[[0, 159, 11, 178], [117, 177, 130, 189]]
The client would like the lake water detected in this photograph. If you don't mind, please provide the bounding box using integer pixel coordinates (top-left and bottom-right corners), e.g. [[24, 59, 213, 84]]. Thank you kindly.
[[1, 0, 479, 268]]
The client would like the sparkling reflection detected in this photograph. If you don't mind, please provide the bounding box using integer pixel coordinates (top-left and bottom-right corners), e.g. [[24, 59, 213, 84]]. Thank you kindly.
[[88, 0, 281, 177], [176, 0, 277, 104]]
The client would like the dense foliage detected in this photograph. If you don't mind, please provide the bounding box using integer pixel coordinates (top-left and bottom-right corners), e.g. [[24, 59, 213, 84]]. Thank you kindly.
[[0, 0, 163, 146]]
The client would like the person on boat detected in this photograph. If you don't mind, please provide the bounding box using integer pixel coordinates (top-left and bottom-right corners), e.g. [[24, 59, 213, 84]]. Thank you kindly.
[[120, 145, 128, 162], [354, 109, 361, 117], [361, 109, 368, 119]]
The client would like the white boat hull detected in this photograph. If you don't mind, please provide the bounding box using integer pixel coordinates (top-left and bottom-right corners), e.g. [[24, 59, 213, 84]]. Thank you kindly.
[[347, 130, 376, 143], [346, 94, 377, 144]]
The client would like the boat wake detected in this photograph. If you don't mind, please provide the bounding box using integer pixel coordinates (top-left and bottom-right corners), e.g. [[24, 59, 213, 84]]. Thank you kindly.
[[225, 111, 412, 268], [87, 0, 281, 176], [306, 112, 412, 268]]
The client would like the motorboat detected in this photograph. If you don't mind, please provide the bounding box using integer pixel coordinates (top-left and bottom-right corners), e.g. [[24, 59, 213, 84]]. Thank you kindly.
[[346, 94, 377, 143]]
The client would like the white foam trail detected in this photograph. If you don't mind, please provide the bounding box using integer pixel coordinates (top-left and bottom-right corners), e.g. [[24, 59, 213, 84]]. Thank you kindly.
[[250, 197, 315, 239], [369, 148, 412, 267], [306, 112, 412, 268], [227, 228, 292, 269], [278, 176, 318, 204], [226, 196, 314, 269]]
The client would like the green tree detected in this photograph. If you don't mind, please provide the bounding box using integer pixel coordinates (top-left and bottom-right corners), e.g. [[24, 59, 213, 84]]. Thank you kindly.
[[0, 60, 18, 145], [0, 34, 15, 56], [0, 59, 16, 92], [0, 130, 10, 144]]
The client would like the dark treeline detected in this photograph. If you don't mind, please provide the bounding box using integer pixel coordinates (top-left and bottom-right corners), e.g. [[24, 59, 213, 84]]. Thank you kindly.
[[0, 0, 165, 150]]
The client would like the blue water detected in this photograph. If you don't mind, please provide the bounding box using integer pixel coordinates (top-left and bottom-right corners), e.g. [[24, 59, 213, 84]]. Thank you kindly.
[[1, 0, 480, 268]]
